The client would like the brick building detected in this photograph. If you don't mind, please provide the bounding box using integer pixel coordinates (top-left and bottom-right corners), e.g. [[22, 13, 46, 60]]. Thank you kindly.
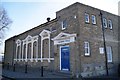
[[4, 2, 120, 77]]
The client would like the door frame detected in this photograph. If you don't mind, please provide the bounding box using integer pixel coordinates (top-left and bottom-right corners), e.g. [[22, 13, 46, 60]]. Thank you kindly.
[[59, 45, 70, 71]]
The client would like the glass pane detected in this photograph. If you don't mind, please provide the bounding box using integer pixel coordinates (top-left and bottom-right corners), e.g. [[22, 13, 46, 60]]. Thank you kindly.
[[85, 13, 89, 22], [107, 46, 112, 62]]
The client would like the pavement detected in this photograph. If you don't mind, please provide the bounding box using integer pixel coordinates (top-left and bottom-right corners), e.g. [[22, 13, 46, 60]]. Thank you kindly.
[[1, 64, 120, 80], [2, 69, 71, 78], [2, 64, 73, 80]]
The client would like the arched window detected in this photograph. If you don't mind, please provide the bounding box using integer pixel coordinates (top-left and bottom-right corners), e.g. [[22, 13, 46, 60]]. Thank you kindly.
[[22, 35, 38, 62], [39, 30, 53, 62], [15, 39, 21, 61], [32, 36, 38, 62]]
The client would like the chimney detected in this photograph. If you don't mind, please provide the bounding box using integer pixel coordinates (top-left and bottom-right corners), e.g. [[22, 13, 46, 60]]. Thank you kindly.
[[47, 17, 50, 22]]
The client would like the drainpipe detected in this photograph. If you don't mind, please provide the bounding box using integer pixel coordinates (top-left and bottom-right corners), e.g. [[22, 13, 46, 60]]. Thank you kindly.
[[100, 11, 109, 76]]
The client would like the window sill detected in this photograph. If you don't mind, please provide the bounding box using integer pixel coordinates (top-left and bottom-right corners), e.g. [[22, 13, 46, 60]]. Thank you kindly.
[[84, 55, 91, 57], [62, 28, 66, 30], [92, 23, 97, 25], [85, 22, 90, 24]]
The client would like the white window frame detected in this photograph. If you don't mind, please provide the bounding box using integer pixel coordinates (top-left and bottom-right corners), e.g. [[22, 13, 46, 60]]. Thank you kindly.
[[106, 46, 112, 63], [61, 20, 67, 30], [15, 39, 21, 61], [39, 30, 54, 62], [108, 19, 112, 29], [84, 42, 90, 56], [22, 35, 39, 62], [85, 13, 89, 23], [103, 18, 107, 28], [92, 15, 96, 24], [99, 47, 104, 54]]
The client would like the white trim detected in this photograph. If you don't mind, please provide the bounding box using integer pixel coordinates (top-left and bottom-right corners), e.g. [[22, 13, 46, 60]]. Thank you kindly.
[[41, 40, 43, 62], [52, 32, 76, 45], [25, 35, 32, 41], [103, 18, 107, 28], [106, 46, 113, 62], [14, 57, 54, 61], [92, 15, 96, 24], [60, 46, 62, 70], [22, 43, 24, 61], [36, 40, 38, 62], [52, 32, 76, 41], [61, 20, 67, 30], [99, 47, 104, 54], [17, 35, 39, 62], [31, 41, 33, 62], [25, 42, 28, 62], [39, 29, 51, 62], [39, 30, 51, 40], [59, 45, 69, 70], [48, 37, 51, 62], [22, 42, 26, 61], [85, 13, 89, 23], [108, 19, 112, 29], [16, 39, 21, 45], [15, 33, 54, 63], [37, 58, 54, 61], [15, 39, 21, 61], [84, 41, 90, 56], [33, 35, 39, 62]]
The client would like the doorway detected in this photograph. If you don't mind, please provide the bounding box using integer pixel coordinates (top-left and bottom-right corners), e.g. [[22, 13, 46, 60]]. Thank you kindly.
[[60, 45, 70, 71]]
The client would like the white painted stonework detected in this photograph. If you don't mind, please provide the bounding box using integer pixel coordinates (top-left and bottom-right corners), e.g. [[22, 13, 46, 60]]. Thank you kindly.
[[52, 32, 76, 45], [14, 30, 55, 63], [15, 31, 75, 63], [15, 39, 21, 61], [99, 47, 104, 54], [21, 35, 38, 62], [39, 29, 54, 62]]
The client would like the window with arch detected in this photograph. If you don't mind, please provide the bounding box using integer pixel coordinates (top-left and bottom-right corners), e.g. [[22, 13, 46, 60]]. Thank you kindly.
[[15, 39, 21, 61], [39, 30, 52, 62], [22, 35, 38, 62]]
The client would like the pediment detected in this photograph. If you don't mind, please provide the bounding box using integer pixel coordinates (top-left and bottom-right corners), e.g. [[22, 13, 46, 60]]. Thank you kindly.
[[39, 30, 51, 36], [52, 32, 76, 41], [25, 35, 32, 41], [16, 39, 21, 44]]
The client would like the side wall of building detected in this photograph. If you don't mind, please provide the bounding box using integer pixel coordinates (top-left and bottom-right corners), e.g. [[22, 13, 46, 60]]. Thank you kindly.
[[77, 3, 119, 77], [4, 38, 15, 65]]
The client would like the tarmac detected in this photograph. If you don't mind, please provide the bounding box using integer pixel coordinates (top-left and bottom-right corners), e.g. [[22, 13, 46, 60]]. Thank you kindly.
[[2, 64, 74, 80], [1, 64, 120, 80]]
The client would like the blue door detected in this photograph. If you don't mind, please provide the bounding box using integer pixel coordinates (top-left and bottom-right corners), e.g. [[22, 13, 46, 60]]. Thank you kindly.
[[60, 46, 70, 71]]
